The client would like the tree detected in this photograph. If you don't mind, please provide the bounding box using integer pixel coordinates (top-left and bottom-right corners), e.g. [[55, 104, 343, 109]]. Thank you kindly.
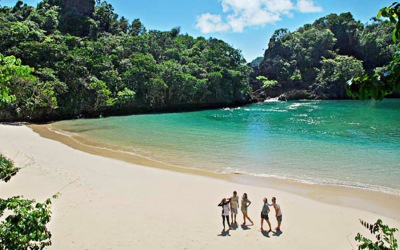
[[357, 20, 397, 70], [257, 76, 278, 89], [313, 13, 362, 57], [347, 2, 400, 100], [86, 77, 114, 110], [254, 75, 278, 98], [0, 1, 252, 121], [316, 55, 364, 98], [0, 53, 33, 105], [130, 18, 145, 36], [93, 1, 118, 34], [116, 87, 135, 107], [0, 53, 66, 120]]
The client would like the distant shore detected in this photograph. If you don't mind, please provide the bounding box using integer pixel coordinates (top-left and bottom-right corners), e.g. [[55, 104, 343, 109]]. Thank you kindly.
[[1, 124, 399, 249]]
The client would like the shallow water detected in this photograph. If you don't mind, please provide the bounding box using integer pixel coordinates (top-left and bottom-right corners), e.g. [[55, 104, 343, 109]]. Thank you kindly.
[[52, 99, 400, 195]]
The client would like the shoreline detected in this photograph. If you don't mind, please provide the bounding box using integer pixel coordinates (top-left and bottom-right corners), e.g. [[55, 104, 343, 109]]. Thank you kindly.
[[31, 124, 400, 221], [1, 124, 399, 249]]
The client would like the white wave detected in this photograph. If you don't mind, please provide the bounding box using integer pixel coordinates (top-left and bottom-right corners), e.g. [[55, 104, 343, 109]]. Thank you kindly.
[[215, 167, 400, 196], [247, 173, 400, 196], [48, 127, 74, 138], [264, 97, 280, 103]]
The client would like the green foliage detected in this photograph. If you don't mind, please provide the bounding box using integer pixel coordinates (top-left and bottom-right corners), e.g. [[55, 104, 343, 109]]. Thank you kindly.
[[260, 23, 338, 91], [256, 76, 278, 89], [0, 0, 251, 122], [347, 2, 400, 100], [0, 154, 56, 249], [0, 196, 56, 250], [313, 13, 363, 57], [87, 78, 114, 109], [317, 55, 364, 98], [378, 3, 400, 42], [0, 53, 65, 119], [0, 154, 20, 183], [116, 87, 135, 106], [0, 54, 33, 105], [356, 219, 398, 250], [358, 20, 397, 70], [257, 12, 399, 99]]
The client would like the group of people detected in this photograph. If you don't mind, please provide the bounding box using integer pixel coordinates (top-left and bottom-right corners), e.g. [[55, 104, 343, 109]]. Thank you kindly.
[[218, 191, 282, 233]]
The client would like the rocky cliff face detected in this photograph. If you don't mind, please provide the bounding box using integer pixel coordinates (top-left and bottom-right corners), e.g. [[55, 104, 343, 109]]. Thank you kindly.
[[60, 0, 95, 16]]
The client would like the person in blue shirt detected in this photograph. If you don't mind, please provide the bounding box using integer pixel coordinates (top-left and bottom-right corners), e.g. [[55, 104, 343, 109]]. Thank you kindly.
[[260, 197, 272, 232]]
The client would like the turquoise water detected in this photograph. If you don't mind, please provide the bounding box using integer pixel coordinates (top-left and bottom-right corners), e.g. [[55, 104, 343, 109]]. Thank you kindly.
[[52, 99, 400, 195]]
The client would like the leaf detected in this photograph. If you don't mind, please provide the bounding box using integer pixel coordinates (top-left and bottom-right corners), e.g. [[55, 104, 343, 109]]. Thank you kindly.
[[377, 10, 383, 19], [393, 29, 397, 42]]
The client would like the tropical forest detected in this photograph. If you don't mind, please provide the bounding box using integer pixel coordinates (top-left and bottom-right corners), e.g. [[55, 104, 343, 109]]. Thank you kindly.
[[0, 0, 399, 122]]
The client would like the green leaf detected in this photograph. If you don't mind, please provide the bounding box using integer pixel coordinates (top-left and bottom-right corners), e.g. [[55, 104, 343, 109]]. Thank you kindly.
[[377, 10, 383, 19], [393, 29, 397, 42]]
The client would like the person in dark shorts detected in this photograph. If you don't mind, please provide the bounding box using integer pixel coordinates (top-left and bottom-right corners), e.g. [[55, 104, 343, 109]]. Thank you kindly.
[[272, 197, 282, 231], [218, 198, 231, 232], [260, 197, 272, 232]]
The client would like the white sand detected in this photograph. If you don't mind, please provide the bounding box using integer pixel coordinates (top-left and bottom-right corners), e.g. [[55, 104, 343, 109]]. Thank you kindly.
[[0, 124, 399, 249]]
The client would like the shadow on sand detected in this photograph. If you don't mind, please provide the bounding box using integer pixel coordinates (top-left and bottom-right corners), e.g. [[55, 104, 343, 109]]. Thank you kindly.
[[273, 230, 283, 237], [230, 223, 238, 230], [261, 230, 271, 238], [241, 224, 251, 230], [218, 230, 231, 237]]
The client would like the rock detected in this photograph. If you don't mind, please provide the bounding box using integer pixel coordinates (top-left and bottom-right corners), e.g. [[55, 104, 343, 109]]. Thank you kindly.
[[59, 0, 95, 16], [278, 90, 316, 101]]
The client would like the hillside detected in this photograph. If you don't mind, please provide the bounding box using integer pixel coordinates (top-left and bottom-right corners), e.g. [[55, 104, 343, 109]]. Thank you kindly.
[[250, 13, 399, 101], [0, 0, 251, 122], [1, 1, 399, 122]]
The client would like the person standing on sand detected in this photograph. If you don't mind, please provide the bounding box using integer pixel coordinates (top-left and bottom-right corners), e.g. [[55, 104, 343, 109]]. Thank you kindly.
[[241, 193, 254, 226], [230, 191, 239, 224], [260, 197, 272, 232], [218, 198, 231, 232], [271, 197, 282, 231]]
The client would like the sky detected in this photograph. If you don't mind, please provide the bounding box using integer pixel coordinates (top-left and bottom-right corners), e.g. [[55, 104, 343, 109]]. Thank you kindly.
[[1, 0, 395, 61]]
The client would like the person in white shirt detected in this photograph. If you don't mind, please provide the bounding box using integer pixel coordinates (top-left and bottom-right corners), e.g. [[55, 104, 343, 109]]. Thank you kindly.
[[218, 198, 231, 232], [271, 197, 282, 231], [230, 191, 239, 225]]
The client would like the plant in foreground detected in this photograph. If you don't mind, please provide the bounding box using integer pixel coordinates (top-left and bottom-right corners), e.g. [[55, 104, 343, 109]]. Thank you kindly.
[[356, 219, 398, 250], [0, 154, 57, 250], [0, 154, 20, 182]]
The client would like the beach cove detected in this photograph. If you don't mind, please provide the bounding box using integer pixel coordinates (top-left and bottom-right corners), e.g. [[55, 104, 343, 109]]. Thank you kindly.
[[0, 123, 399, 249], [1, 0, 400, 248], [49, 100, 400, 196]]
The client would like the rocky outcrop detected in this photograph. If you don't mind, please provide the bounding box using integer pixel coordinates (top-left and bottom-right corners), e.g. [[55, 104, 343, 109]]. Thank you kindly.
[[59, 0, 95, 16], [278, 90, 318, 101]]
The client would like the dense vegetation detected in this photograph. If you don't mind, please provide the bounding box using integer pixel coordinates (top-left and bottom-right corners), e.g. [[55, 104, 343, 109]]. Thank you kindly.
[[0, 0, 251, 122], [252, 12, 400, 100], [0, 154, 55, 249], [347, 2, 400, 100], [1, 0, 399, 121]]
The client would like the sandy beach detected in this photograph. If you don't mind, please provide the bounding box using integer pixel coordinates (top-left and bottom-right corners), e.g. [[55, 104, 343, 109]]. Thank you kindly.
[[0, 124, 399, 250]]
